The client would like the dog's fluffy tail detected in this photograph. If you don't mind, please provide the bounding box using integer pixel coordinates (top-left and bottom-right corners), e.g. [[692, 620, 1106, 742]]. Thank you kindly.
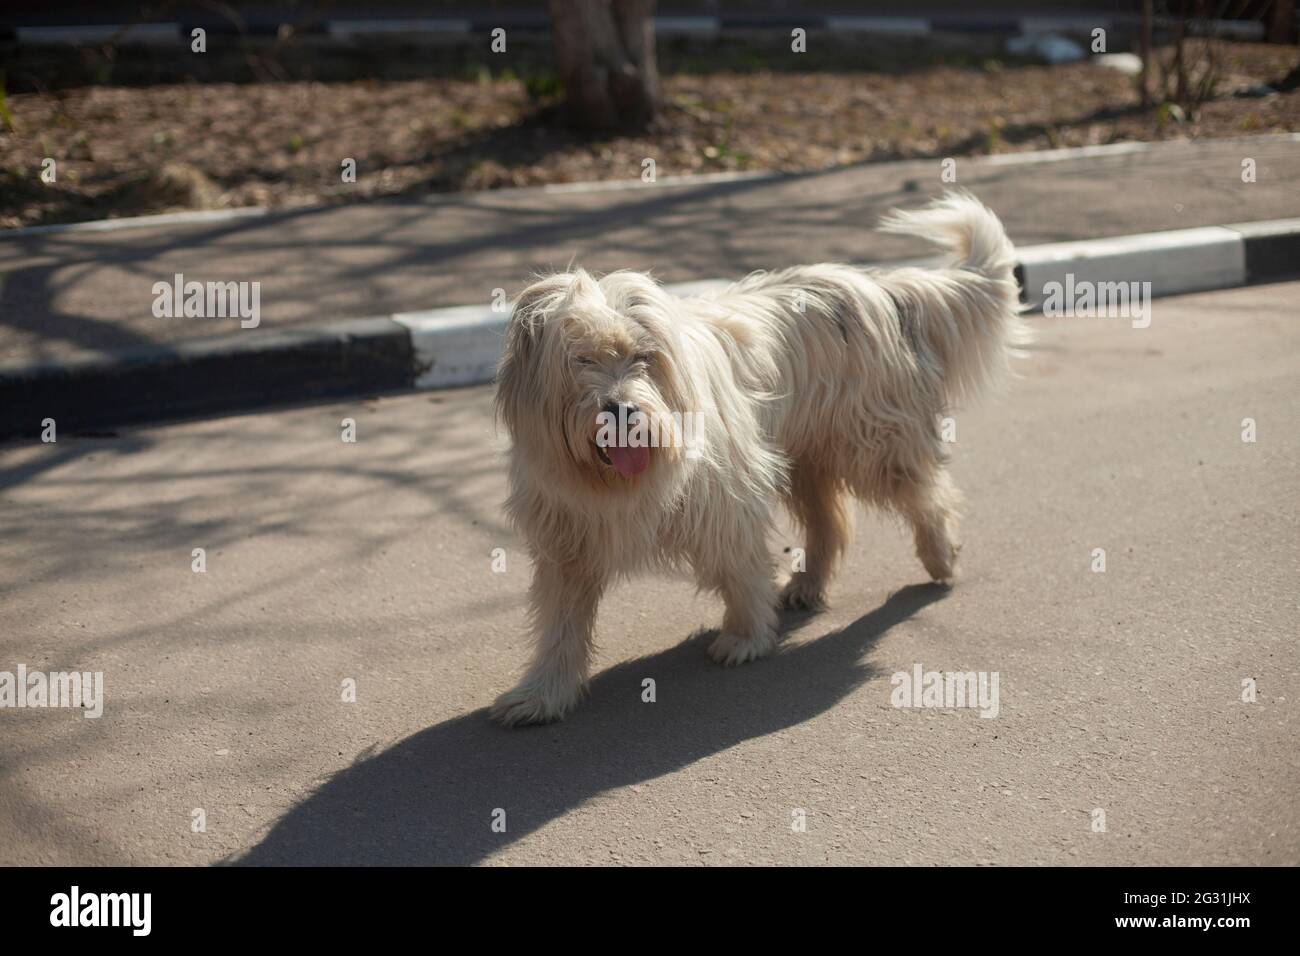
[[878, 189, 1017, 280], [876, 190, 1029, 405]]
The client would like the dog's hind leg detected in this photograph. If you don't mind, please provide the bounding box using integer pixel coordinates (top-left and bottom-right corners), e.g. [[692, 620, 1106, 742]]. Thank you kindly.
[[491, 555, 605, 726], [894, 464, 963, 584], [779, 463, 850, 612]]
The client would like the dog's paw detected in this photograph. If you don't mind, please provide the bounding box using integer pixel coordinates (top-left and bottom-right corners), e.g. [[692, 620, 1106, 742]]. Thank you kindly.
[[919, 541, 961, 585], [490, 681, 579, 727], [779, 576, 827, 612], [708, 629, 775, 667]]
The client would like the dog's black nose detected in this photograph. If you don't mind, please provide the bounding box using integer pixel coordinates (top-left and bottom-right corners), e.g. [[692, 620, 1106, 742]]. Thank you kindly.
[[601, 401, 639, 420]]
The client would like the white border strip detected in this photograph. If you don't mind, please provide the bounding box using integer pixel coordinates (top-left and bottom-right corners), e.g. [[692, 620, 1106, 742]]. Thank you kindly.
[[653, 17, 721, 35], [328, 19, 471, 36], [540, 169, 775, 195], [16, 24, 181, 44], [826, 17, 931, 35], [1019, 17, 1113, 34], [980, 141, 1152, 167], [5, 206, 270, 238], [982, 133, 1300, 168]]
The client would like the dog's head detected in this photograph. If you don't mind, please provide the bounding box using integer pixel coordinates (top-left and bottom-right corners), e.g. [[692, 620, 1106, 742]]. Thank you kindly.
[[496, 269, 701, 492]]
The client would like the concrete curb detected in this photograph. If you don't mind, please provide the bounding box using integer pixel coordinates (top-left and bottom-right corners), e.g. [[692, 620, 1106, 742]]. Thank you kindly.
[[1014, 218, 1300, 309], [2, 221, 1297, 440], [1, 15, 1267, 45], [0, 319, 413, 439]]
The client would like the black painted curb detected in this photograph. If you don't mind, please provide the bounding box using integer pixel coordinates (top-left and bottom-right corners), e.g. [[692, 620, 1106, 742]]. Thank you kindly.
[[0, 318, 415, 440], [1231, 220, 1300, 284]]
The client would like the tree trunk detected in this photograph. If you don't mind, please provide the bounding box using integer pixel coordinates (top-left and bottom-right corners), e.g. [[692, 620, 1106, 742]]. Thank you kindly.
[[1267, 0, 1295, 44], [1138, 0, 1153, 107], [548, 0, 660, 130]]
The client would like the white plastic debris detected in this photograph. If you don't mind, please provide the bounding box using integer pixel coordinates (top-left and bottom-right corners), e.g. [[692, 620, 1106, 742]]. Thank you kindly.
[[1006, 34, 1086, 65], [1091, 52, 1144, 76]]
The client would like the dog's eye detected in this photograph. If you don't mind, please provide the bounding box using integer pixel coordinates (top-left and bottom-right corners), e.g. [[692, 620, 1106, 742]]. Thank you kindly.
[[633, 351, 654, 365], [574, 356, 596, 367]]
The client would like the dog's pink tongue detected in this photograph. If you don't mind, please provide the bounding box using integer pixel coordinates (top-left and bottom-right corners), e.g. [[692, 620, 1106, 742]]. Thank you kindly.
[[607, 444, 650, 478]]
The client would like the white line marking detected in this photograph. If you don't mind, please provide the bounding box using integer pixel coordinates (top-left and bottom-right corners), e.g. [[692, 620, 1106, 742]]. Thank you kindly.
[[980, 142, 1153, 166], [3, 207, 270, 239], [1018, 17, 1114, 34], [979, 133, 1300, 167], [540, 169, 778, 194], [825, 17, 931, 34], [16, 24, 180, 44], [654, 17, 721, 35]]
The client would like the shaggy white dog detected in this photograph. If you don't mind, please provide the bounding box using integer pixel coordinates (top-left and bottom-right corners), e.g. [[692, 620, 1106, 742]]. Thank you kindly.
[[491, 190, 1026, 726]]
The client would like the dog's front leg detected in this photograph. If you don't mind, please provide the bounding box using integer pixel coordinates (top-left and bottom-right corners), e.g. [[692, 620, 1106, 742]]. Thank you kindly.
[[490, 556, 604, 726], [701, 540, 780, 667]]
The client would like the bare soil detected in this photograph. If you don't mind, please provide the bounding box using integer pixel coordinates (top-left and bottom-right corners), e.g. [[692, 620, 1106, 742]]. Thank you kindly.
[[1, 38, 1296, 229]]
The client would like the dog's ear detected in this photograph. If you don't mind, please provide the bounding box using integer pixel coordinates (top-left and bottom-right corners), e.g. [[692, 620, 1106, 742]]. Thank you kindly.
[[496, 275, 567, 430]]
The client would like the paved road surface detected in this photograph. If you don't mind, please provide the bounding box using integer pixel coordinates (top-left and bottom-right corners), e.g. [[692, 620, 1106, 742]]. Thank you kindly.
[[0, 281, 1296, 865], [2, 136, 1298, 363]]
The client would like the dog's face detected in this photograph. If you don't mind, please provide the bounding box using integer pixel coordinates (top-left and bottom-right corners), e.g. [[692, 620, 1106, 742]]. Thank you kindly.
[[496, 270, 695, 492]]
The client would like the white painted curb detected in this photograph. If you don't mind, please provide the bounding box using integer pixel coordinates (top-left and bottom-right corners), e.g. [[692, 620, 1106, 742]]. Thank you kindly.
[[393, 279, 732, 389], [392, 222, 1289, 391], [1016, 226, 1247, 309], [394, 307, 507, 389]]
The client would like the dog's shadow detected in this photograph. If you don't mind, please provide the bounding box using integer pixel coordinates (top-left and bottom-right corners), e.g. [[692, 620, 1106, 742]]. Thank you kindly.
[[233, 583, 946, 866]]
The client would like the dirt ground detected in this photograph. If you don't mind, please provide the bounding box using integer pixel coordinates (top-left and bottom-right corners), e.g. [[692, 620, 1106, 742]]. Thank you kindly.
[[1, 36, 1297, 229]]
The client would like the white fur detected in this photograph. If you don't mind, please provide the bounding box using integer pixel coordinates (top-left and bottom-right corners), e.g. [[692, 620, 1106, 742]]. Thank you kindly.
[[490, 190, 1026, 725]]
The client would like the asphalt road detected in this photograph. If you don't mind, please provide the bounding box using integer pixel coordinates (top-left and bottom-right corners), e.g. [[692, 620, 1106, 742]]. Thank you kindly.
[[1, 280, 1297, 866], [2, 135, 1298, 363]]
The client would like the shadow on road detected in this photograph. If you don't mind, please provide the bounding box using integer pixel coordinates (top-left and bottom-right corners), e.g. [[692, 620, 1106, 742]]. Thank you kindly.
[[234, 582, 946, 865]]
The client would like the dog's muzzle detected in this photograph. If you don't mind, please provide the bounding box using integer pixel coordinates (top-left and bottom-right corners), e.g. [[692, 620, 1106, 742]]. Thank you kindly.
[[595, 401, 650, 478]]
